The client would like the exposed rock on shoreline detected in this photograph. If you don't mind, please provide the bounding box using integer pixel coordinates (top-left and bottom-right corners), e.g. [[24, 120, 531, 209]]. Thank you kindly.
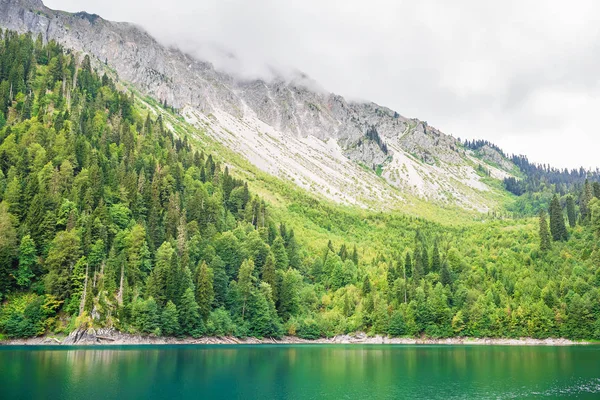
[[1, 329, 589, 346]]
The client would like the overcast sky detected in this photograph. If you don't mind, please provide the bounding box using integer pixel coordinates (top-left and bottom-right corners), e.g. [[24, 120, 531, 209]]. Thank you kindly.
[[46, 0, 600, 169]]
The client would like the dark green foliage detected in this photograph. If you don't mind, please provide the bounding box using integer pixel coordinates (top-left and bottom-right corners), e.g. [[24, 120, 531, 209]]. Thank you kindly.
[[2, 29, 600, 342], [388, 310, 407, 336], [131, 297, 160, 334], [566, 195, 576, 228], [296, 318, 321, 339], [539, 211, 551, 252], [179, 287, 202, 336], [160, 300, 180, 336], [440, 262, 452, 286], [195, 261, 214, 321], [549, 195, 568, 241]]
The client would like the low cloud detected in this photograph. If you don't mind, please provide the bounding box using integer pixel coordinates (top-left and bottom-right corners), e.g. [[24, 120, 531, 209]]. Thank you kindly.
[[46, 0, 600, 168]]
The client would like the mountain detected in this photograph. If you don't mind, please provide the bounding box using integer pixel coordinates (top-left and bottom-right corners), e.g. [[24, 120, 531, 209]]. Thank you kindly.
[[0, 0, 515, 212], [1, 2, 600, 344]]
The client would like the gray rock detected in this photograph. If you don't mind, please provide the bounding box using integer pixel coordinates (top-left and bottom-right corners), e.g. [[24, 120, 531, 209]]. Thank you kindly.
[[0, 0, 515, 210]]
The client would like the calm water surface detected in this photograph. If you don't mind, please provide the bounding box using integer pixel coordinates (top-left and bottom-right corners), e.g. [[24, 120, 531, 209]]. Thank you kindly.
[[1, 344, 599, 399]]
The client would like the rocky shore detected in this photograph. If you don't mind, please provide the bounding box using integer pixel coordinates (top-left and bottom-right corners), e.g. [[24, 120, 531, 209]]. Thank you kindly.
[[0, 329, 590, 346]]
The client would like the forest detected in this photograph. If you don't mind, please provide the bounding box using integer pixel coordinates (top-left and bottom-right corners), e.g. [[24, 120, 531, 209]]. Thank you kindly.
[[1, 29, 600, 341]]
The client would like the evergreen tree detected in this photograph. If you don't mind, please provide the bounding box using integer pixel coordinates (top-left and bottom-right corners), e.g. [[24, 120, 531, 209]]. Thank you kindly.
[[388, 310, 407, 336], [277, 268, 301, 320], [549, 195, 568, 242], [179, 287, 201, 336], [362, 275, 371, 296], [566, 195, 576, 228], [285, 229, 300, 269], [440, 262, 452, 286], [351, 245, 359, 265], [16, 234, 36, 288], [271, 236, 288, 270], [161, 300, 180, 336]]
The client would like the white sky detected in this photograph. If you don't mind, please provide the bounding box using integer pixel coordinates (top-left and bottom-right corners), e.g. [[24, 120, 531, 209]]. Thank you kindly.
[[45, 0, 600, 169]]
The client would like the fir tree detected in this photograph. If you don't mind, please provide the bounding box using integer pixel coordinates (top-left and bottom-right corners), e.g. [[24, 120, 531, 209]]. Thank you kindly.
[[179, 287, 201, 336], [440, 262, 452, 286], [271, 236, 288, 270], [16, 235, 36, 288], [549, 195, 568, 242], [566, 195, 576, 228], [351, 245, 359, 266], [161, 300, 180, 336]]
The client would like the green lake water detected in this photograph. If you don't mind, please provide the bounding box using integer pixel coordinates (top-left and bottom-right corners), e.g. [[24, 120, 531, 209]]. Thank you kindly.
[[1, 344, 599, 399]]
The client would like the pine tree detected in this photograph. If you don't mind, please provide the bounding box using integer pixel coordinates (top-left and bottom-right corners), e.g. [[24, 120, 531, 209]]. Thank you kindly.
[[362, 275, 371, 296], [440, 262, 452, 286], [387, 262, 397, 290], [566, 195, 576, 228], [539, 210, 551, 252], [195, 261, 214, 321], [179, 287, 201, 336], [271, 236, 288, 270], [388, 310, 407, 336], [549, 195, 568, 242], [351, 245, 359, 265], [286, 229, 300, 269]]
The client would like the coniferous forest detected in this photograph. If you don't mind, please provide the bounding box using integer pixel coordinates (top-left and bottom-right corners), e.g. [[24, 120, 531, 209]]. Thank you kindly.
[[2, 30, 600, 341]]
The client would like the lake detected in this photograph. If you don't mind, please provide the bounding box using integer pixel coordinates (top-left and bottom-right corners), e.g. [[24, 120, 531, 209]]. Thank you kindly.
[[1, 345, 599, 399]]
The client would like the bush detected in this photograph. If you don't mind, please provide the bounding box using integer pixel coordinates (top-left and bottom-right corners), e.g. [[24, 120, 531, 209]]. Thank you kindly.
[[388, 311, 407, 337], [296, 318, 321, 340], [0, 294, 57, 338], [206, 308, 235, 336]]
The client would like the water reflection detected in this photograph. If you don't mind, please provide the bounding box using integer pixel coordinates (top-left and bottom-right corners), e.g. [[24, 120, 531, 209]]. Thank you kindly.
[[1, 345, 599, 399]]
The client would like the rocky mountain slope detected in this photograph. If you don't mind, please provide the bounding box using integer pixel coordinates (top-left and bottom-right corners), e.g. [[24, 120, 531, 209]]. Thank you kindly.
[[0, 0, 515, 211]]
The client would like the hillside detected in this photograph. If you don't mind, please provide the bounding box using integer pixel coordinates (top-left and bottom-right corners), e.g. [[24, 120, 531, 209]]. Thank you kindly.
[[0, 3, 600, 343], [0, 0, 518, 213]]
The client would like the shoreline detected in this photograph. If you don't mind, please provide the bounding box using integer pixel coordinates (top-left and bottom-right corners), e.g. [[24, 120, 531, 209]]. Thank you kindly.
[[0, 329, 591, 346]]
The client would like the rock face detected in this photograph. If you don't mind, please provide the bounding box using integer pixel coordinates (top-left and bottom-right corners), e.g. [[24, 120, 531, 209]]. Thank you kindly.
[[0, 0, 514, 211]]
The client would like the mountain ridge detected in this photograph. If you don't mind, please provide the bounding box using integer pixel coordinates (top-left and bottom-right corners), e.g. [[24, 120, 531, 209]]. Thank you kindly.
[[0, 0, 515, 211]]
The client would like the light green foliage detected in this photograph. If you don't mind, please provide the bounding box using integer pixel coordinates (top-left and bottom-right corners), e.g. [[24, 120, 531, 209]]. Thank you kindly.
[[1, 29, 600, 342], [132, 297, 160, 335], [16, 235, 36, 288], [161, 300, 180, 336], [179, 287, 201, 336]]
